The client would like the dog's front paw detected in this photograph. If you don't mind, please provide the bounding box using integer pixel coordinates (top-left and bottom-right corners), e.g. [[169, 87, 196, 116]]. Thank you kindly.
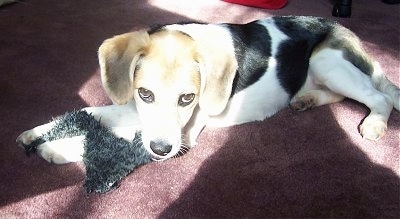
[[36, 136, 84, 164], [16, 129, 41, 147], [359, 116, 387, 141], [16, 122, 55, 148]]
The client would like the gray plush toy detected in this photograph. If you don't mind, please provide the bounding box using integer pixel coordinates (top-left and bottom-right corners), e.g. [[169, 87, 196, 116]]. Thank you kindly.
[[23, 110, 152, 193]]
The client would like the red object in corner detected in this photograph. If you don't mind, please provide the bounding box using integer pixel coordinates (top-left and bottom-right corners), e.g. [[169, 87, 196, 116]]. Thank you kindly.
[[222, 0, 288, 9]]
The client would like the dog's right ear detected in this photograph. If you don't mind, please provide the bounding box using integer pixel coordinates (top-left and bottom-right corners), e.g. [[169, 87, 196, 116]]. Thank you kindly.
[[98, 31, 150, 105]]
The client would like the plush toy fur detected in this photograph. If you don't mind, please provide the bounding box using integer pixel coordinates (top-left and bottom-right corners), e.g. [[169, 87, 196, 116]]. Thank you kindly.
[[23, 110, 152, 193]]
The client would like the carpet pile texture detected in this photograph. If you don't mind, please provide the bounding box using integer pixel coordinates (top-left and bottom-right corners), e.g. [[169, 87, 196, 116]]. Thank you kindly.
[[0, 0, 398, 218]]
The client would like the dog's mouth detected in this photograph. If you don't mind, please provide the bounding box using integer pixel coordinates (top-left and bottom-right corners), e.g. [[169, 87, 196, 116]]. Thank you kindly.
[[149, 145, 190, 161], [151, 156, 167, 162], [150, 152, 177, 161]]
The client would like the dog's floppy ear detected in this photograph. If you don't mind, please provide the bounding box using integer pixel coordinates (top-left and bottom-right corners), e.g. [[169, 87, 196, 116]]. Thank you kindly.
[[98, 31, 149, 104], [196, 46, 238, 116]]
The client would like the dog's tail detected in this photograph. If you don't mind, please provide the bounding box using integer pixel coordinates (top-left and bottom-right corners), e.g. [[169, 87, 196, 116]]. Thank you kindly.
[[371, 62, 400, 111]]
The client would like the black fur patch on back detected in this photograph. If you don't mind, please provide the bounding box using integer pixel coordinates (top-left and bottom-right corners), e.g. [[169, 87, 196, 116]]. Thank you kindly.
[[273, 16, 333, 96], [226, 21, 272, 95]]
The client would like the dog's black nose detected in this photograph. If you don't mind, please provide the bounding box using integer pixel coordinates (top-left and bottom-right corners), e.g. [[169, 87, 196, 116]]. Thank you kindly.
[[150, 141, 172, 156]]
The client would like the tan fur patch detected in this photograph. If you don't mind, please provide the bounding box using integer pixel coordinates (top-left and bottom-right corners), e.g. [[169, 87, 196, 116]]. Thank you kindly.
[[133, 30, 201, 99], [165, 24, 238, 115]]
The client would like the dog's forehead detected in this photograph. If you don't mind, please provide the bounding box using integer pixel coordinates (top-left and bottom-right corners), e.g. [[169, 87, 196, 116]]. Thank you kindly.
[[137, 59, 199, 86], [134, 30, 200, 91], [148, 30, 196, 56]]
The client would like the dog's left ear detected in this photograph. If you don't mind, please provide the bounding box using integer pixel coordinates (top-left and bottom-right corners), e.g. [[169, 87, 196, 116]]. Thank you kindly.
[[196, 45, 238, 116]]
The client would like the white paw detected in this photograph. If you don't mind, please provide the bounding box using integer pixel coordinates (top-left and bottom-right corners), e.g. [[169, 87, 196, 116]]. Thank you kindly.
[[16, 129, 41, 147], [16, 122, 55, 147], [360, 116, 387, 141], [37, 136, 85, 164]]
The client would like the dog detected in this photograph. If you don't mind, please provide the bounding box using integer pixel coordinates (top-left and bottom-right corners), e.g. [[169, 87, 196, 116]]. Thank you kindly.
[[16, 16, 399, 164]]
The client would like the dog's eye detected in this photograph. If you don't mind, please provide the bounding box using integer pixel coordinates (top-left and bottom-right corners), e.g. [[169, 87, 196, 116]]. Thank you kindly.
[[138, 88, 154, 103], [178, 93, 195, 107]]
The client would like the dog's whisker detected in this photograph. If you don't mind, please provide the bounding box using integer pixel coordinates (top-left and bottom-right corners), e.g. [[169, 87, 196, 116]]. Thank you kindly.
[[172, 136, 190, 158]]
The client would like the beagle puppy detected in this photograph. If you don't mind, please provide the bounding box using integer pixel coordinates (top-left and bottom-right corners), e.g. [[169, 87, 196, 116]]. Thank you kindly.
[[17, 16, 399, 163]]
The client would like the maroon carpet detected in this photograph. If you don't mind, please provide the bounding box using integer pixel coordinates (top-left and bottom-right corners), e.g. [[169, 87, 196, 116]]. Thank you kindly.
[[0, 0, 399, 218]]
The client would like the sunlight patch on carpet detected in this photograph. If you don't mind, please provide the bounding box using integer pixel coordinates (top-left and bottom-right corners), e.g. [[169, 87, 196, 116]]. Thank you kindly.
[[78, 70, 111, 106]]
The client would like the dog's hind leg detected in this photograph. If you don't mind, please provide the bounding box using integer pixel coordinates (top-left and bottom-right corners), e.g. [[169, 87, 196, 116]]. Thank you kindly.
[[309, 48, 395, 140], [290, 88, 345, 111]]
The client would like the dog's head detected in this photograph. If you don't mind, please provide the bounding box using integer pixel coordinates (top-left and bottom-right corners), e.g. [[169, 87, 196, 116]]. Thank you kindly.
[[98, 26, 237, 160]]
